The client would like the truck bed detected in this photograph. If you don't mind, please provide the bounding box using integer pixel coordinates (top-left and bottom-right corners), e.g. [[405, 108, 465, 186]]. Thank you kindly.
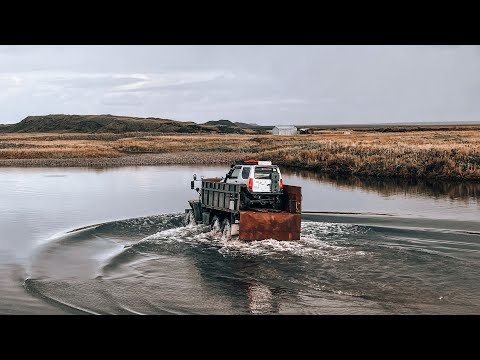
[[188, 179, 302, 241]]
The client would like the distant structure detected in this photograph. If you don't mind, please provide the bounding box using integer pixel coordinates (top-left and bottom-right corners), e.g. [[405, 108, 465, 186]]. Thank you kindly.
[[299, 128, 313, 134], [272, 125, 297, 135]]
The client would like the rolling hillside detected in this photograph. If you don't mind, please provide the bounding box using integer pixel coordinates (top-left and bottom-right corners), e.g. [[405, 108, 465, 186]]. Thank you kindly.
[[0, 114, 250, 134]]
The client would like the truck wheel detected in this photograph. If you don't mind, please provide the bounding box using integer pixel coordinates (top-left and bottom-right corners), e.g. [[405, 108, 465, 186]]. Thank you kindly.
[[211, 215, 221, 232], [221, 218, 231, 240], [240, 190, 251, 210]]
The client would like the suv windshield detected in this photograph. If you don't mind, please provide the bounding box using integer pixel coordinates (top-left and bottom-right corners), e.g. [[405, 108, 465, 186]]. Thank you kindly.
[[254, 166, 278, 179], [229, 166, 242, 179]]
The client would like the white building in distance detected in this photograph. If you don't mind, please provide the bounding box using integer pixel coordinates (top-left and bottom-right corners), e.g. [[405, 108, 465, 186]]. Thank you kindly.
[[272, 125, 298, 135]]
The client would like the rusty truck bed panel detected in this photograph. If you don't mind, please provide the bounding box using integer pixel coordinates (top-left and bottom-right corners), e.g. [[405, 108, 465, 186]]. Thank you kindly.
[[239, 211, 301, 241], [283, 185, 302, 213]]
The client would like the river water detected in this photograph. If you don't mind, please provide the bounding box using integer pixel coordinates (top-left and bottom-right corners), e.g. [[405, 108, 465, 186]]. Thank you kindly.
[[1, 165, 480, 314]]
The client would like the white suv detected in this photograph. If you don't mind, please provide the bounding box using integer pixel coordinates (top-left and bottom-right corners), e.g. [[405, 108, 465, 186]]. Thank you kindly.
[[225, 160, 284, 209]]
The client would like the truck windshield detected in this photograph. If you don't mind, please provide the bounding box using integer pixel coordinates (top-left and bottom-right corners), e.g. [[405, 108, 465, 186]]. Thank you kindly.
[[254, 166, 278, 179]]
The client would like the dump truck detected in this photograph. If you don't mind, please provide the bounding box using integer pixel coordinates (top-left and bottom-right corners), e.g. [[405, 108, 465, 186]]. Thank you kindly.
[[185, 160, 302, 241]]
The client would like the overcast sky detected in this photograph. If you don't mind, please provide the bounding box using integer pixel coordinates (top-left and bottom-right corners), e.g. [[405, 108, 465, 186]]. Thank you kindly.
[[0, 45, 479, 125]]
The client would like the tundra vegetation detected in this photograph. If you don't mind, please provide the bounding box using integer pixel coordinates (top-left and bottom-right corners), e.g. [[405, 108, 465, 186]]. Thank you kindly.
[[1, 130, 480, 180]]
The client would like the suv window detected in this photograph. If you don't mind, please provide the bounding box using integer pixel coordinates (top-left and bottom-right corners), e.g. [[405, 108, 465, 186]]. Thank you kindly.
[[241, 166, 251, 179], [254, 166, 278, 179], [229, 166, 242, 179]]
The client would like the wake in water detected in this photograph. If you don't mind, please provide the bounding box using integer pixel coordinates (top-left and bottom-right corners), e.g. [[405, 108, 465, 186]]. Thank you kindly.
[[141, 219, 368, 262], [24, 212, 480, 314]]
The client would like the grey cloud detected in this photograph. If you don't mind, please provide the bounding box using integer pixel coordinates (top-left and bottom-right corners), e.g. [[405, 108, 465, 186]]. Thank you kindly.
[[101, 93, 143, 106], [47, 75, 147, 89], [1, 45, 480, 125], [117, 72, 255, 96]]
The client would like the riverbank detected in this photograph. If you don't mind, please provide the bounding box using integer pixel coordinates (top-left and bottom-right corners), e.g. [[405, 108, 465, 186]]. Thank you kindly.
[[0, 152, 254, 167], [1, 131, 480, 180]]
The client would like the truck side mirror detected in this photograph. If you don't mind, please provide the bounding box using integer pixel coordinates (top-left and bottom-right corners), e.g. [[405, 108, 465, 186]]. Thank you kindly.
[[191, 180, 195, 189], [193, 174, 197, 180]]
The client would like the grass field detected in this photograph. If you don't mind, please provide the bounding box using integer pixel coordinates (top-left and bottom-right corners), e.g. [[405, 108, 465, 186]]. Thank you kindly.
[[1, 130, 480, 180]]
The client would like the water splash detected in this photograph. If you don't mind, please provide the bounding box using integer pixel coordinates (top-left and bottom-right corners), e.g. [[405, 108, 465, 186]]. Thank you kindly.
[[142, 219, 368, 262], [183, 210, 197, 227], [211, 217, 221, 233], [221, 219, 232, 241]]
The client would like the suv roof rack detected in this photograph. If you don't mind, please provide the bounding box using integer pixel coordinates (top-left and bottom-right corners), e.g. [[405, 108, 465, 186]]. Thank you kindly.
[[240, 159, 258, 164], [236, 160, 272, 165]]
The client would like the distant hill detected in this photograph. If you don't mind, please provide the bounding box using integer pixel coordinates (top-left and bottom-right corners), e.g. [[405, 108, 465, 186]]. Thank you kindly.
[[234, 121, 261, 129], [204, 119, 236, 126], [0, 115, 249, 134], [202, 119, 266, 133]]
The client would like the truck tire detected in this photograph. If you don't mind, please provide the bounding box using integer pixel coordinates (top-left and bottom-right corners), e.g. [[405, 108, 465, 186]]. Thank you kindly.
[[221, 218, 231, 240], [210, 215, 221, 233], [240, 189, 251, 210]]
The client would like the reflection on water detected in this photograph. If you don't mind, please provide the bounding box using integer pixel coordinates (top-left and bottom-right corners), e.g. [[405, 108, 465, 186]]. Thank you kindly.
[[284, 169, 480, 203], [282, 169, 480, 221], [247, 283, 275, 314]]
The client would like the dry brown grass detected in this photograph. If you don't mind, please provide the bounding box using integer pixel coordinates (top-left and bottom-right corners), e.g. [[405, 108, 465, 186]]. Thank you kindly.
[[1, 130, 480, 180], [0, 135, 122, 159]]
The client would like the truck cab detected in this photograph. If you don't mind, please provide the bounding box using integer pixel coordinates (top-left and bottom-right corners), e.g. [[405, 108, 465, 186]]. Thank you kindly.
[[225, 160, 284, 209]]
